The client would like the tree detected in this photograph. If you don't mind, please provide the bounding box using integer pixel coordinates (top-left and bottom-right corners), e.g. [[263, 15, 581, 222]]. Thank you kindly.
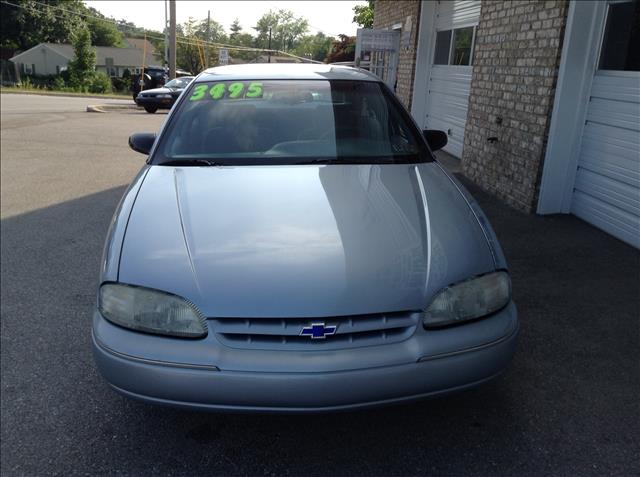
[[86, 8, 125, 47], [353, 1, 375, 29], [326, 34, 356, 63], [0, 0, 85, 50], [175, 18, 202, 73], [229, 18, 242, 42], [292, 33, 334, 62], [253, 9, 309, 52], [175, 16, 228, 73], [67, 26, 96, 91], [0, 0, 124, 49]]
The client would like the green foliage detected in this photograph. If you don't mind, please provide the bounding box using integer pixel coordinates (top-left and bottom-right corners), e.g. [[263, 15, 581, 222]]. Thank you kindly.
[[89, 72, 112, 93], [68, 26, 96, 91], [1, 0, 85, 49], [110, 76, 130, 92], [326, 35, 356, 63], [18, 76, 34, 90], [174, 16, 230, 73], [0, 0, 123, 49], [353, 1, 375, 29], [292, 33, 334, 62], [53, 75, 66, 90], [86, 11, 125, 47], [253, 9, 309, 52], [229, 18, 242, 41]]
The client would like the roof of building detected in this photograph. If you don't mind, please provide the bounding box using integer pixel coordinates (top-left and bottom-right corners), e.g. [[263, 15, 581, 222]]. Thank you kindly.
[[9, 42, 156, 67], [198, 63, 380, 82], [123, 37, 156, 54]]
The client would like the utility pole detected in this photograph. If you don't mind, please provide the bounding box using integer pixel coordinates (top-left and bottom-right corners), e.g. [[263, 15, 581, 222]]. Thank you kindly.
[[169, 0, 176, 79], [268, 27, 272, 63], [205, 10, 210, 68], [164, 0, 168, 67]]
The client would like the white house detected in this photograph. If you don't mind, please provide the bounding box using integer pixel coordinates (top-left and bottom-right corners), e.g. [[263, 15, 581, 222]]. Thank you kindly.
[[9, 41, 157, 77]]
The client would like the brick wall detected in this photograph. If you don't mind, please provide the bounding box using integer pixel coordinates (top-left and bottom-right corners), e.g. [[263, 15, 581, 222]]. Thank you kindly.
[[462, 0, 569, 212], [373, 1, 421, 108]]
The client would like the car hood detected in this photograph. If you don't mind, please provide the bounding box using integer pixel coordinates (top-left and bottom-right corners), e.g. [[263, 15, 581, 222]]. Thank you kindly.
[[139, 86, 181, 95], [118, 163, 495, 317]]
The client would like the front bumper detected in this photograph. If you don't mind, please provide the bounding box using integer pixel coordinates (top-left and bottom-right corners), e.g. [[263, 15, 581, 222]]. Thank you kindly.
[[134, 96, 175, 108], [91, 304, 518, 412]]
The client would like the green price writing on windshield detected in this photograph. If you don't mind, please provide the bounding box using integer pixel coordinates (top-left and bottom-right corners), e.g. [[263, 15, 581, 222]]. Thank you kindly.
[[189, 82, 263, 101]]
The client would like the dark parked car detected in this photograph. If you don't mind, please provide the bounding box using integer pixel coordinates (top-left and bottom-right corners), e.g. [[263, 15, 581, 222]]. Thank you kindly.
[[130, 67, 192, 101], [135, 76, 195, 113]]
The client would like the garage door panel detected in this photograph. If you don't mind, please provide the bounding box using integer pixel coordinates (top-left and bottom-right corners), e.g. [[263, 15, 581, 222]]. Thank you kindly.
[[581, 124, 639, 162], [578, 158, 640, 187], [435, 0, 482, 29], [590, 74, 640, 103], [424, 2, 479, 159], [574, 168, 640, 216], [586, 97, 640, 130], [427, 96, 470, 120], [571, 72, 640, 248], [572, 192, 640, 248]]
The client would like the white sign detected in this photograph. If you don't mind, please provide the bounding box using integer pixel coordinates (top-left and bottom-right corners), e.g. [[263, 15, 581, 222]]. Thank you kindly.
[[218, 48, 229, 66], [357, 29, 400, 52]]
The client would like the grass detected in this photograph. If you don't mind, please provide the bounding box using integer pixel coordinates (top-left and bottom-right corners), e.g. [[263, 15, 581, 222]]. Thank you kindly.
[[0, 85, 131, 100]]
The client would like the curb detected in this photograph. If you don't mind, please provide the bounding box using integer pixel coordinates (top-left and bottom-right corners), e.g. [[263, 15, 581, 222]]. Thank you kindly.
[[86, 104, 140, 113]]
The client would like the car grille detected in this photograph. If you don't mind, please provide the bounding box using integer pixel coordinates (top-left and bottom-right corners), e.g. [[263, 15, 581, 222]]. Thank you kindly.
[[211, 311, 420, 351]]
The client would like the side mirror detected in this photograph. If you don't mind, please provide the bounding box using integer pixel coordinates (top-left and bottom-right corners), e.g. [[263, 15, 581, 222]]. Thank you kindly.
[[423, 130, 448, 152], [128, 133, 156, 155]]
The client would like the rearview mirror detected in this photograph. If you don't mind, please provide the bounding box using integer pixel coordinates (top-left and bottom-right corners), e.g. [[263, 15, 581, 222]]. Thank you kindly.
[[423, 130, 448, 152], [128, 133, 156, 155]]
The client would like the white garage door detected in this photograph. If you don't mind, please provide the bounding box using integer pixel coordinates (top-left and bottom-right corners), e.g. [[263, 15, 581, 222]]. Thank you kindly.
[[424, 1, 480, 158], [570, 1, 640, 248]]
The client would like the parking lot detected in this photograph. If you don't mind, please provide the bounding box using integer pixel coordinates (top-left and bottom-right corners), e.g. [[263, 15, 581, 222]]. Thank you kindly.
[[1, 93, 638, 476]]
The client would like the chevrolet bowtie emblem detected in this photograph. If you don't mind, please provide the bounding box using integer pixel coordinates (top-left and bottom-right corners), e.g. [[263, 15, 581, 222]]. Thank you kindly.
[[300, 322, 337, 339]]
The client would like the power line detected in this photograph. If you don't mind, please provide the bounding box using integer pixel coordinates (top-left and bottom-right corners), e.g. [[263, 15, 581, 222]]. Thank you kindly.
[[0, 0, 323, 63]]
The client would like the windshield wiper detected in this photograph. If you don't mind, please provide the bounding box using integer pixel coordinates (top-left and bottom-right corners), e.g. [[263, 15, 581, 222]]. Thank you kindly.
[[295, 158, 356, 165], [159, 159, 222, 167]]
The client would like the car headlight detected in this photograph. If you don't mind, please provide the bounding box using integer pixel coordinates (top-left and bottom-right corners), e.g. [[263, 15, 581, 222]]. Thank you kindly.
[[98, 283, 207, 338], [423, 271, 511, 328], [157, 94, 172, 99]]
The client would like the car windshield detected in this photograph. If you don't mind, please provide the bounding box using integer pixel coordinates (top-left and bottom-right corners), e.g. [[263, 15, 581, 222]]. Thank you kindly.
[[152, 79, 432, 166], [165, 77, 193, 89]]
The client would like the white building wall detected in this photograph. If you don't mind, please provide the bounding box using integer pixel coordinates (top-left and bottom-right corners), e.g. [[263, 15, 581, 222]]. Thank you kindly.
[[12, 46, 70, 76]]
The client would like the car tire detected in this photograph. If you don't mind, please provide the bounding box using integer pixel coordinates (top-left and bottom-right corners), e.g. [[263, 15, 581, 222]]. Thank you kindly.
[[144, 106, 158, 114]]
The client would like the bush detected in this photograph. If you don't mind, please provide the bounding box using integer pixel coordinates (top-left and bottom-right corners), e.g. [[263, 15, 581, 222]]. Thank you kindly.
[[89, 72, 112, 94], [110, 76, 131, 92], [18, 76, 34, 90], [53, 76, 66, 90]]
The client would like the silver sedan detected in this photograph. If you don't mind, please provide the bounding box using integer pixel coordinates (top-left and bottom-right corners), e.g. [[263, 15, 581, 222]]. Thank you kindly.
[[92, 64, 518, 412]]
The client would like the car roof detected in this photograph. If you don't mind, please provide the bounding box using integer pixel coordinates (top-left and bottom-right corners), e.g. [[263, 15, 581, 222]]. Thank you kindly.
[[197, 64, 381, 83]]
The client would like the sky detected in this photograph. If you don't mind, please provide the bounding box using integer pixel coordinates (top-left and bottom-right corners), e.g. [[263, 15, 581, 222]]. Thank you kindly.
[[84, 1, 367, 38]]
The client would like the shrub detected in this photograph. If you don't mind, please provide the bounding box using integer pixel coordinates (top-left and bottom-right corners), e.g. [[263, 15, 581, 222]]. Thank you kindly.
[[18, 76, 34, 90], [89, 72, 112, 93], [110, 76, 131, 92], [53, 76, 66, 90]]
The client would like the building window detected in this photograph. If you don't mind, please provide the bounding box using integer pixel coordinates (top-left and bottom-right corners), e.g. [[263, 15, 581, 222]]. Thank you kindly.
[[452, 27, 474, 65], [105, 57, 117, 77], [433, 27, 475, 66], [434, 30, 452, 65], [31, 64, 36, 75], [599, 0, 640, 71]]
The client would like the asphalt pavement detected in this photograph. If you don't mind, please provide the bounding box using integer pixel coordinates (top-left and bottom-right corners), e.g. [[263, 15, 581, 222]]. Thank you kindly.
[[1, 93, 638, 476]]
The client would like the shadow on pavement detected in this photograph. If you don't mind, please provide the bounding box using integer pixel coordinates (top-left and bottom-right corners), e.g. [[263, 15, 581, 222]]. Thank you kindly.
[[1, 180, 638, 476]]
